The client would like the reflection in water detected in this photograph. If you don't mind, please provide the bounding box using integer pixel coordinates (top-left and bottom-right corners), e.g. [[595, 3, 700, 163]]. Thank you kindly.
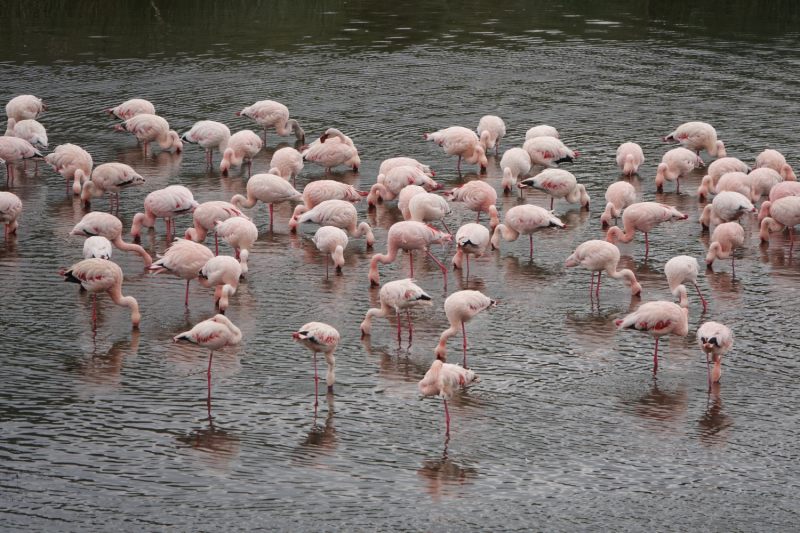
[[698, 383, 733, 447], [75, 330, 141, 396], [294, 392, 338, 467], [175, 416, 241, 472], [622, 380, 688, 433], [417, 436, 477, 500]]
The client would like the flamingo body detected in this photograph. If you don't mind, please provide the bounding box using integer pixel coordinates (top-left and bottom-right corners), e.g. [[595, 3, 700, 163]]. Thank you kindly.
[[293, 322, 340, 391], [236, 100, 304, 141], [444, 180, 499, 229], [424, 126, 488, 170], [70, 212, 152, 266], [419, 359, 477, 435], [368, 165, 440, 206], [698, 191, 756, 228], [655, 147, 702, 190], [477, 115, 506, 155], [615, 301, 689, 372], [605, 202, 688, 257], [0, 191, 22, 235], [525, 125, 560, 140], [663, 121, 726, 160], [616, 142, 644, 175], [522, 136, 576, 167], [5, 95, 46, 121], [198, 255, 242, 313], [181, 121, 231, 164], [131, 185, 199, 241], [60, 258, 140, 327], [697, 157, 749, 198], [664, 255, 705, 309], [81, 163, 145, 207], [148, 238, 214, 305], [313, 226, 348, 274], [360, 279, 432, 335], [491, 204, 566, 256], [215, 217, 258, 275], [452, 223, 491, 274], [82, 236, 113, 260], [754, 149, 796, 181], [295, 199, 374, 245], [601, 181, 636, 227], [519, 168, 589, 210], [220, 130, 263, 175], [369, 221, 452, 286], [6, 118, 48, 148], [499, 147, 532, 192], [105, 99, 155, 120], [45, 143, 93, 195], [116, 114, 182, 152], [435, 290, 497, 366], [706, 222, 745, 269], [565, 240, 641, 296]]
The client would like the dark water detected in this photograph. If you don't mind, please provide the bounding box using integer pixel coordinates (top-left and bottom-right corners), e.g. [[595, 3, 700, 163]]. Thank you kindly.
[[2, 1, 800, 531]]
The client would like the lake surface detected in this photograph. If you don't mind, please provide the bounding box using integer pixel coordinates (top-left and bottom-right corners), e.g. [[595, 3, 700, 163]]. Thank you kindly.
[[2, 1, 800, 531]]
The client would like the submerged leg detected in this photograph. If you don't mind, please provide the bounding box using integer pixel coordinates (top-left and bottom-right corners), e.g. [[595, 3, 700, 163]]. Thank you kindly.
[[694, 282, 707, 311], [596, 270, 601, 297], [706, 352, 712, 389], [443, 397, 450, 435], [93, 294, 97, 324], [461, 322, 467, 368], [207, 351, 214, 397], [653, 338, 659, 374], [396, 311, 402, 341]]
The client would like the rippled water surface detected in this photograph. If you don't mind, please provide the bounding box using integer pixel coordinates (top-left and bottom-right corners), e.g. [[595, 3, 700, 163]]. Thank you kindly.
[[2, 1, 800, 531]]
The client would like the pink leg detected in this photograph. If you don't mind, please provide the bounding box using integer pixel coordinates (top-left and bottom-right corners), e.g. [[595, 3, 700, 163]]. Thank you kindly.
[[443, 397, 450, 435], [166, 219, 171, 242], [263, 129, 267, 143], [207, 352, 214, 398], [791, 228, 794, 249], [407, 310, 412, 339], [93, 294, 97, 324], [529, 235, 533, 258], [269, 204, 274, 231], [694, 283, 707, 311], [653, 338, 659, 374], [293, 174, 296, 189], [465, 254, 470, 278], [596, 270, 601, 297], [550, 197, 554, 210], [676, 178, 680, 193], [644, 233, 649, 259], [590, 272, 594, 294], [476, 211, 481, 224], [185, 279, 190, 306], [313, 351, 319, 399], [143, 142, 148, 156], [396, 311, 402, 341], [409, 251, 414, 278], [441, 219, 451, 235], [326, 255, 329, 278], [457, 156, 461, 172], [116, 193, 120, 212], [214, 233, 219, 256], [461, 322, 467, 368], [706, 352, 712, 389], [425, 249, 448, 286]]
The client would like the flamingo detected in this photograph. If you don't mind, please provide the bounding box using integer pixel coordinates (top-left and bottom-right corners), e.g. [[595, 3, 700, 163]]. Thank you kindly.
[[270, 147, 304, 187], [173, 314, 242, 400], [605, 202, 688, 258], [302, 128, 360, 174], [367, 165, 440, 206], [655, 147, 702, 191], [664, 256, 706, 310], [105, 99, 155, 120], [312, 226, 348, 277], [185, 201, 249, 255], [115, 114, 183, 154], [148, 238, 214, 305], [697, 157, 750, 198], [758, 182, 800, 221], [6, 118, 48, 149], [408, 193, 452, 234], [435, 290, 497, 367], [198, 255, 242, 314], [294, 200, 374, 245], [615, 301, 689, 373], [522, 136, 577, 167], [444, 180, 500, 229], [714, 172, 752, 198], [565, 240, 642, 297], [44, 143, 93, 195], [214, 217, 258, 275], [360, 279, 433, 339], [290, 180, 367, 226], [698, 191, 756, 229], [181, 121, 231, 166], [491, 204, 566, 257], [231, 170, 302, 228], [499, 147, 532, 192], [452, 223, 491, 277], [758, 196, 800, 247], [419, 359, 478, 436], [5, 95, 46, 121], [662, 121, 726, 161], [83, 236, 113, 259], [706, 222, 745, 272], [293, 322, 340, 397], [60, 258, 140, 327], [70, 212, 153, 266], [696, 322, 733, 388], [0, 137, 43, 183], [236, 100, 305, 142], [378, 157, 435, 178], [368, 221, 452, 286], [477, 115, 506, 155], [749, 168, 784, 204], [423, 126, 488, 171], [398, 185, 427, 220], [518, 169, 590, 210], [131, 185, 199, 242], [0, 191, 22, 237], [80, 163, 146, 210], [753, 149, 796, 181], [600, 181, 636, 228], [525, 125, 560, 140], [616, 142, 644, 175], [220, 130, 263, 176]]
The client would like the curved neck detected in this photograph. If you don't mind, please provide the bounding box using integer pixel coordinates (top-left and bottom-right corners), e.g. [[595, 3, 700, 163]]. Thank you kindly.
[[107, 285, 140, 326], [353, 222, 374, 245], [606, 225, 633, 244], [623, 154, 635, 175], [111, 235, 153, 266], [232, 193, 257, 209], [367, 183, 387, 206], [671, 284, 689, 307]]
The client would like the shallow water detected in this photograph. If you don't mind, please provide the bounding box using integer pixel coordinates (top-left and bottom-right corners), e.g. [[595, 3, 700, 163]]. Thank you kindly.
[[2, 1, 800, 531]]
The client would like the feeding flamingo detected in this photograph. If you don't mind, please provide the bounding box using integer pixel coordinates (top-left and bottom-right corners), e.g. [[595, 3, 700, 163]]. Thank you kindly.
[[565, 240, 642, 297], [713, 172, 753, 199], [291, 180, 367, 224], [444, 180, 499, 229], [6, 118, 48, 149], [367, 165, 440, 206], [698, 191, 756, 229], [398, 185, 426, 220], [616, 142, 644, 175], [697, 157, 750, 198], [368, 221, 452, 286], [499, 147, 532, 192], [214, 217, 258, 275], [236, 100, 305, 142], [518, 169, 590, 211], [424, 126, 488, 171], [477, 115, 506, 155], [452, 223, 491, 277], [198, 255, 242, 314], [181, 120, 231, 166], [525, 125, 560, 140], [435, 290, 497, 367], [293, 322, 340, 397], [220, 130, 263, 176], [758, 181, 800, 221], [662, 121, 726, 161], [0, 137, 43, 183], [185, 201, 249, 255], [360, 279, 433, 339], [44, 143, 93, 195], [378, 157, 435, 178], [0, 191, 22, 237], [605, 202, 688, 258], [758, 195, 800, 247], [419, 359, 478, 436], [131, 185, 199, 242], [615, 301, 689, 374], [408, 193, 452, 234], [302, 128, 360, 174], [70, 212, 153, 266], [5, 95, 46, 121], [749, 168, 784, 203], [655, 147, 702, 191], [115, 114, 183, 154], [105, 99, 155, 120], [696, 322, 733, 388], [294, 199, 374, 245], [522, 136, 577, 167], [706, 222, 745, 273], [664, 255, 706, 310], [231, 169, 302, 228], [270, 147, 304, 187], [600, 181, 636, 228], [491, 204, 566, 257], [148, 238, 214, 305], [753, 149, 796, 181], [82, 236, 113, 259], [312, 226, 348, 277], [60, 258, 140, 328], [80, 163, 146, 210]]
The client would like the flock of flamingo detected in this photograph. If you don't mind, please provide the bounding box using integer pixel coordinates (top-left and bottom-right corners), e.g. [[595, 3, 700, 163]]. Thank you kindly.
[[2, 92, 796, 435]]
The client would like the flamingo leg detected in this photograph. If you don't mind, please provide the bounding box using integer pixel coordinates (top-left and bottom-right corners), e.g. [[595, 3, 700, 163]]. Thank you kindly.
[[461, 322, 467, 368], [465, 254, 470, 278], [653, 338, 659, 374], [457, 155, 461, 172], [443, 397, 450, 435], [596, 270, 601, 297], [269, 204, 274, 232], [550, 197, 554, 210], [66, 180, 70, 195], [476, 211, 481, 224], [207, 351, 214, 398], [694, 283, 707, 311], [93, 294, 97, 324], [425, 249, 448, 286], [185, 279, 190, 306], [644, 232, 650, 259], [791, 228, 794, 249], [731, 249, 735, 275], [166, 219, 171, 242], [409, 251, 414, 278], [590, 271, 594, 294], [407, 310, 413, 339], [676, 178, 680, 193], [263, 129, 267, 143], [293, 174, 296, 189], [441, 219, 452, 235], [247, 160, 252, 178], [143, 142, 148, 156], [529, 235, 534, 258], [396, 311, 402, 341], [706, 352, 712, 390], [313, 351, 319, 401], [326, 255, 329, 279]]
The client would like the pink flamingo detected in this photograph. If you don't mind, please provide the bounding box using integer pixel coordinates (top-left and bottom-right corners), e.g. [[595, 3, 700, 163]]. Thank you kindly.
[[60, 258, 140, 327], [214, 217, 258, 275], [419, 359, 477, 436], [616, 142, 644, 175], [80, 163, 145, 210], [132, 185, 199, 242], [491, 204, 566, 257], [662, 121, 726, 161], [367, 165, 440, 206], [697, 157, 749, 198], [198, 255, 242, 314], [600, 181, 636, 228], [368, 221, 452, 286], [5, 95, 46, 121], [220, 130, 263, 176], [565, 240, 642, 297], [615, 301, 689, 373], [522, 136, 577, 167], [714, 172, 752, 198], [525, 124, 560, 139], [312, 226, 348, 277], [758, 195, 800, 247], [696, 322, 733, 388], [665, 256, 706, 310], [452, 223, 491, 277], [749, 168, 784, 203], [294, 199, 374, 245], [302, 128, 360, 174], [148, 238, 214, 305], [477, 115, 506, 155], [754, 149, 796, 181], [408, 193, 452, 234], [115, 114, 183, 154], [360, 279, 433, 339], [706, 222, 745, 272], [232, 170, 302, 228], [236, 100, 305, 142], [185, 201, 249, 255], [424, 126, 488, 171], [70, 212, 153, 266], [181, 121, 231, 166], [6, 118, 48, 149], [435, 290, 497, 367], [105, 99, 155, 120], [444, 180, 500, 229], [758, 182, 800, 221], [0, 137, 43, 183], [605, 202, 688, 258], [291, 180, 367, 226], [519, 169, 590, 210], [698, 191, 755, 229], [398, 185, 426, 220], [499, 147, 532, 192], [655, 147, 702, 191], [45, 144, 93, 195], [379, 157, 435, 178], [83, 236, 112, 259], [293, 322, 340, 397], [270, 147, 304, 187], [0, 191, 22, 237]]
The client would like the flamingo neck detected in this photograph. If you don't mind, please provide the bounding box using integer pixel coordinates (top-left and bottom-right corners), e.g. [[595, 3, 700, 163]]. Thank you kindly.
[[111, 235, 153, 266], [108, 285, 140, 327], [367, 183, 387, 206]]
